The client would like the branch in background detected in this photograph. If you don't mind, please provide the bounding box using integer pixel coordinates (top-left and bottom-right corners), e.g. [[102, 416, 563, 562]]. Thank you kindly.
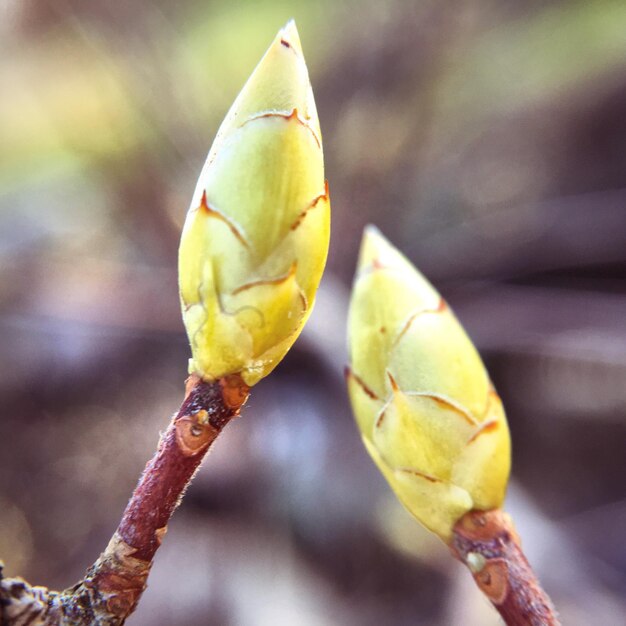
[[0, 374, 249, 626], [451, 509, 560, 626]]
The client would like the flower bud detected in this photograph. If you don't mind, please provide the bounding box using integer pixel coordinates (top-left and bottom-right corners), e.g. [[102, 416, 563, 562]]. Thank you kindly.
[[179, 21, 330, 386], [346, 227, 510, 541]]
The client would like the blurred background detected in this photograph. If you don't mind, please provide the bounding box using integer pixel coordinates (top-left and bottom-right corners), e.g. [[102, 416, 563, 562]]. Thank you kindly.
[[1, 0, 626, 624]]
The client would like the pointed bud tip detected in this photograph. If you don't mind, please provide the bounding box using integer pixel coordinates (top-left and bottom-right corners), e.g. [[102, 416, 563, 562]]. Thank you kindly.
[[363, 223, 383, 240], [355, 226, 436, 300], [276, 19, 303, 55], [357, 225, 394, 272]]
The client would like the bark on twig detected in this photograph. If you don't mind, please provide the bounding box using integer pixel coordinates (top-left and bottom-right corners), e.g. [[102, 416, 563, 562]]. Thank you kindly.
[[0, 374, 249, 626], [451, 509, 560, 626]]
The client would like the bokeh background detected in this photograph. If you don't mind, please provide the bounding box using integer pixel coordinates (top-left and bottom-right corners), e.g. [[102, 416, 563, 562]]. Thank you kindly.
[[1, 1, 626, 624]]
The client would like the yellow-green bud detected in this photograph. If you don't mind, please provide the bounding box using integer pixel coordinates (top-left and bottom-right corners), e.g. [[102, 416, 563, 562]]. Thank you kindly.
[[346, 227, 511, 542], [179, 21, 330, 386]]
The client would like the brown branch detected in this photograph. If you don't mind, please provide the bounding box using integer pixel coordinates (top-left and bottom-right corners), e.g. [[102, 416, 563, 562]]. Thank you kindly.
[[450, 509, 560, 626], [0, 373, 249, 626]]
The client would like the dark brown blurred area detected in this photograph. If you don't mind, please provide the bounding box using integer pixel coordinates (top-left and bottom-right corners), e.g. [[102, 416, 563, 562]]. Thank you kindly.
[[1, 1, 625, 624]]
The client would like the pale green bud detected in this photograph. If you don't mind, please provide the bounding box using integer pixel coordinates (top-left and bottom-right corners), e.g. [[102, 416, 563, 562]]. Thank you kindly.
[[347, 227, 511, 542], [179, 21, 330, 386]]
